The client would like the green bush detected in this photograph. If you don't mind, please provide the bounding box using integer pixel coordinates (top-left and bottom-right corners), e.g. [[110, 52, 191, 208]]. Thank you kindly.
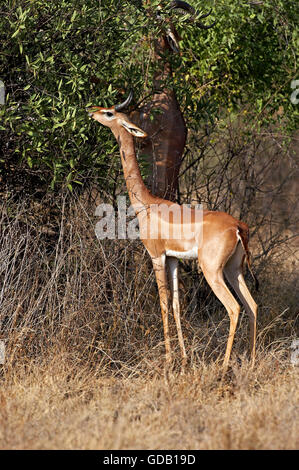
[[0, 0, 298, 193]]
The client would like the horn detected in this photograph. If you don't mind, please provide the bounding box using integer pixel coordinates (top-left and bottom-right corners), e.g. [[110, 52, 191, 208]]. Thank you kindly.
[[170, 1, 195, 14], [170, 1, 216, 30], [114, 90, 134, 112]]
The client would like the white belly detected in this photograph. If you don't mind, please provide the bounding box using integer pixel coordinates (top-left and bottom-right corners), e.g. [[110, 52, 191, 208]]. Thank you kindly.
[[165, 246, 198, 260]]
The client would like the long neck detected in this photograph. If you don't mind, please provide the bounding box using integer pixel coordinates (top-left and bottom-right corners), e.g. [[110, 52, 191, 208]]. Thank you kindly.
[[112, 127, 152, 207]]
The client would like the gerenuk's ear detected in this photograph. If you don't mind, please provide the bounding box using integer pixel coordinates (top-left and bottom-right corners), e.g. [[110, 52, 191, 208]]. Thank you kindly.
[[120, 119, 147, 138]]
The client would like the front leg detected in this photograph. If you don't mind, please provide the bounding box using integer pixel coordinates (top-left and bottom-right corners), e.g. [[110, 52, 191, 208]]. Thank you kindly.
[[152, 255, 172, 364], [167, 257, 187, 367]]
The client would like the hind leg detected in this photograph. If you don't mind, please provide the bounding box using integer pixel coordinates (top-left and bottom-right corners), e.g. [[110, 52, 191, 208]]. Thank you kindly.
[[224, 243, 258, 366], [201, 263, 241, 370]]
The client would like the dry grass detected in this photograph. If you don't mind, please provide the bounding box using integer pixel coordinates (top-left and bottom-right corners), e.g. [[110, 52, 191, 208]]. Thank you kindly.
[[1, 352, 298, 450], [0, 195, 298, 450]]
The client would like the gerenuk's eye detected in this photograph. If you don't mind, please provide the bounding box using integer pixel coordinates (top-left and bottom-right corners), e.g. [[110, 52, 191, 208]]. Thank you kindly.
[[105, 111, 114, 118]]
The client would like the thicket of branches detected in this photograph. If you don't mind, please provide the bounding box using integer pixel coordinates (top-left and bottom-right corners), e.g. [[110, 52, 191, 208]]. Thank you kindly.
[[0, 196, 297, 368]]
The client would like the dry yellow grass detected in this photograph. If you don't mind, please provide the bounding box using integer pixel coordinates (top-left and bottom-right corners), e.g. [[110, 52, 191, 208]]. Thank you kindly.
[[0, 350, 298, 450]]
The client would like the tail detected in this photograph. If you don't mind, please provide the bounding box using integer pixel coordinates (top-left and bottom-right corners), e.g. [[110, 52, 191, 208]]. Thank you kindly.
[[237, 223, 259, 291]]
